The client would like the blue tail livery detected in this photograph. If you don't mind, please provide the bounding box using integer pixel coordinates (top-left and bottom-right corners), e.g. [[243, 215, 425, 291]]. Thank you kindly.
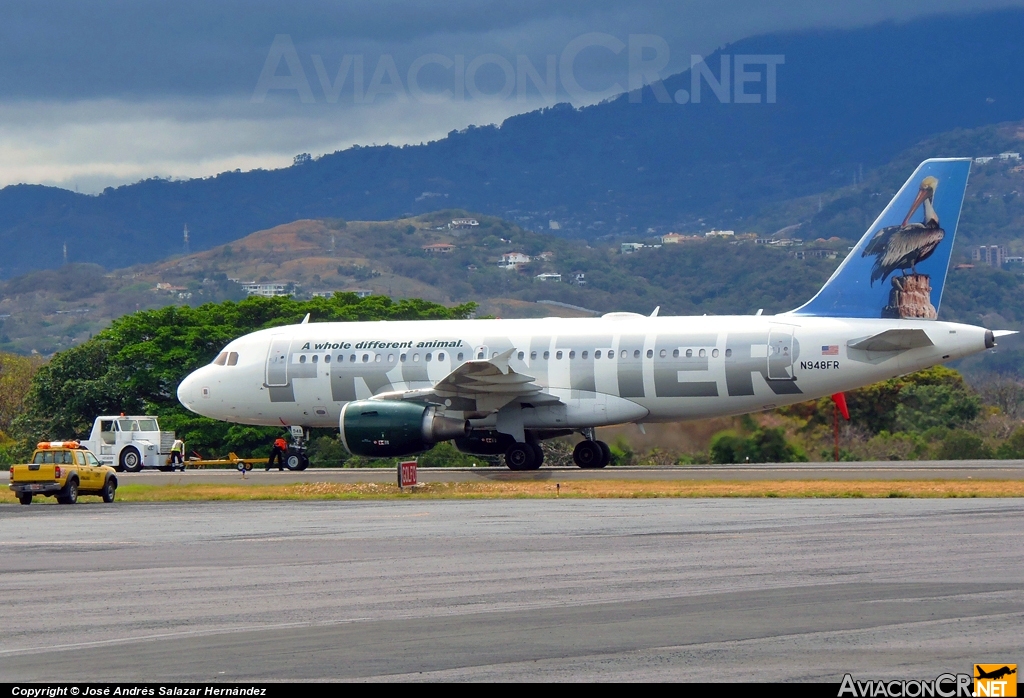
[[790, 158, 971, 319]]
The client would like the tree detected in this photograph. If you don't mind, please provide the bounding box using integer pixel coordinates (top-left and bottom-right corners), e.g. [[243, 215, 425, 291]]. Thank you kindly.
[[14, 294, 476, 456], [0, 352, 43, 435]]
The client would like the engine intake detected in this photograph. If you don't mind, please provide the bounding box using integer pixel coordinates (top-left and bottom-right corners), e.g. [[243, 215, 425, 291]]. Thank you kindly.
[[339, 400, 469, 457]]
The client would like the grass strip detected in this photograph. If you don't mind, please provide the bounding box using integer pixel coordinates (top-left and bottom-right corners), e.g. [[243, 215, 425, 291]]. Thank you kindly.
[[3, 479, 1024, 503]]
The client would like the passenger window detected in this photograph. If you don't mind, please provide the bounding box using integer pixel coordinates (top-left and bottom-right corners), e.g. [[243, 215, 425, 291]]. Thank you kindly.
[[456, 353, 463, 361], [699, 349, 707, 358], [324, 355, 331, 363], [582, 351, 588, 359], [647, 350, 653, 358], [543, 351, 550, 360], [517, 351, 525, 360], [401, 353, 407, 362], [374, 354, 381, 363], [477, 351, 484, 359], [595, 350, 601, 359], [438, 353, 445, 361], [659, 349, 666, 358], [388, 354, 394, 362], [620, 350, 626, 359], [227, 352, 239, 366], [686, 349, 693, 358], [725, 348, 733, 357], [312, 355, 319, 363], [299, 355, 307, 364], [531, 351, 537, 360], [712, 349, 720, 358], [337, 355, 344, 362], [362, 354, 369, 363], [673, 349, 679, 358], [75, 451, 86, 465], [213, 352, 227, 366], [556, 351, 563, 360], [425, 353, 432, 362], [633, 350, 640, 359], [569, 350, 576, 359], [85, 452, 101, 466], [350, 354, 356, 362], [413, 354, 420, 362]]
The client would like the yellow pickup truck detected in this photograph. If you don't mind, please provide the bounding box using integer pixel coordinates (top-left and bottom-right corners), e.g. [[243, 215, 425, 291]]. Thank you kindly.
[[8, 442, 118, 505]]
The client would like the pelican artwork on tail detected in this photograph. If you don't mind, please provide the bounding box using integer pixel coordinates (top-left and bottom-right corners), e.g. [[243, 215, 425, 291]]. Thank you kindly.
[[862, 176, 943, 285]]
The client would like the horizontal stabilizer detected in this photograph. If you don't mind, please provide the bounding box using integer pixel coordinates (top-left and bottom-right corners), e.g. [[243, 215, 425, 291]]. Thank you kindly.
[[848, 328, 933, 352]]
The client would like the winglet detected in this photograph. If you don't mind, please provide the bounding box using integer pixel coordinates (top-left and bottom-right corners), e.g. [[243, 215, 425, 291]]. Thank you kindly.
[[488, 347, 516, 374], [301, 313, 311, 324]]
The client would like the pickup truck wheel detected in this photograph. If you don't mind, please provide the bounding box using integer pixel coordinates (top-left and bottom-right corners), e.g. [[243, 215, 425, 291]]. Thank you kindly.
[[120, 447, 142, 473], [57, 478, 79, 504], [102, 478, 117, 503], [18, 493, 32, 505]]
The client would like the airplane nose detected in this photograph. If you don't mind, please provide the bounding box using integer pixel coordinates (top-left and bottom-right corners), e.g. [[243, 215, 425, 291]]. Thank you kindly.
[[177, 370, 199, 411]]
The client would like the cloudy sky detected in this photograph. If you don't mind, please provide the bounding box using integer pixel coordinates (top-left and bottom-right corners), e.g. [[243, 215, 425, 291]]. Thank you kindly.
[[1, 0, 1020, 193]]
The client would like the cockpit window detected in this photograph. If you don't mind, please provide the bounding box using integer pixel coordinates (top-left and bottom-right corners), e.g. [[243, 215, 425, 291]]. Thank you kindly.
[[227, 352, 239, 366], [213, 352, 228, 365]]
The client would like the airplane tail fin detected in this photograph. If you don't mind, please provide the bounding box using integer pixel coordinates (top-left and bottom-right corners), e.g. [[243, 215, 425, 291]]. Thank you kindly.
[[790, 158, 971, 320]]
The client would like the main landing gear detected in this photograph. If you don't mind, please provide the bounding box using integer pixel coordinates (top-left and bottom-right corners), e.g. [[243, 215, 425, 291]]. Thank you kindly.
[[573, 439, 611, 469], [504, 441, 544, 471]]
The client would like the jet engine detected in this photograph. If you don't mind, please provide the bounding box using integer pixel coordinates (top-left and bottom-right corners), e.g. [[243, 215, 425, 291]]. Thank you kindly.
[[339, 400, 469, 457]]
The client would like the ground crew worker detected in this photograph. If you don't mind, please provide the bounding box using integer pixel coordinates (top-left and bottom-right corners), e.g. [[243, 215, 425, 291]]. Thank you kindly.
[[267, 436, 289, 471], [170, 438, 185, 468]]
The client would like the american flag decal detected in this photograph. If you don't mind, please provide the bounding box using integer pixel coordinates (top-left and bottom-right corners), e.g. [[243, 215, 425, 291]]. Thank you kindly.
[[822, 345, 839, 355]]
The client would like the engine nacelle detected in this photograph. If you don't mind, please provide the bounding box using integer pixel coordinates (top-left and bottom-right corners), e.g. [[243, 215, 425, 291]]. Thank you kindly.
[[339, 400, 469, 457]]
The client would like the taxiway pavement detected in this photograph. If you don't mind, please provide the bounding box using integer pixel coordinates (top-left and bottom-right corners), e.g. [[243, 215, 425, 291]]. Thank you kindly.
[[1, 498, 1022, 681], [1, 460, 1018, 486]]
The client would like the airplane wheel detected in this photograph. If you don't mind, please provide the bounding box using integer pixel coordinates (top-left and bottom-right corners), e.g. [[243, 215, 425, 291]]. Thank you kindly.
[[286, 452, 309, 471], [573, 440, 604, 469], [596, 440, 611, 468], [504, 443, 537, 471], [529, 443, 544, 469]]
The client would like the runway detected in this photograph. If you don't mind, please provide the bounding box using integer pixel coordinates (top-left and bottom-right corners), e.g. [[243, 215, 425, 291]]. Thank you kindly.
[[1, 459, 1018, 486], [1, 498, 1022, 682]]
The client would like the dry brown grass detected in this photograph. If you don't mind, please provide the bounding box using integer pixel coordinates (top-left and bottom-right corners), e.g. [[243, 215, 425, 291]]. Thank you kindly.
[[3, 479, 1024, 504]]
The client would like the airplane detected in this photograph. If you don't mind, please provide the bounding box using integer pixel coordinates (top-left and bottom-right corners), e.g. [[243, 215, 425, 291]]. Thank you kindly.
[[177, 158, 1013, 470]]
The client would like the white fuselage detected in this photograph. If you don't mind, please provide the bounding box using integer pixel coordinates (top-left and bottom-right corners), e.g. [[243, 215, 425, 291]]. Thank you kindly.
[[176, 314, 991, 431]]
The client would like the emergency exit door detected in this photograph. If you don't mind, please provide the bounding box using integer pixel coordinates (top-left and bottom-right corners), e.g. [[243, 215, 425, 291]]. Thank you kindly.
[[265, 335, 291, 387], [767, 324, 796, 380]]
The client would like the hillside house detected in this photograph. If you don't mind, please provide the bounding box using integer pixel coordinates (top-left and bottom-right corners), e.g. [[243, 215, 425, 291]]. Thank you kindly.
[[240, 282, 295, 297], [535, 272, 562, 282], [449, 218, 479, 229], [499, 252, 531, 269], [423, 243, 455, 254]]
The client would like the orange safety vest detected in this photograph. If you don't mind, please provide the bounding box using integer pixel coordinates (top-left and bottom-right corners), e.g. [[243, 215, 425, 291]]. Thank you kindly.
[[274, 438, 288, 450]]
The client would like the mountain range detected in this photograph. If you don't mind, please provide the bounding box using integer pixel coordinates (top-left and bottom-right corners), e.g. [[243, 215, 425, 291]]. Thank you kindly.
[[2, 9, 1024, 277]]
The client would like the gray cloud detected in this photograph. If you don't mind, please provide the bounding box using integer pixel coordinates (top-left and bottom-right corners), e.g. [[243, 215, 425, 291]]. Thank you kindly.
[[2, 0, 1024, 191]]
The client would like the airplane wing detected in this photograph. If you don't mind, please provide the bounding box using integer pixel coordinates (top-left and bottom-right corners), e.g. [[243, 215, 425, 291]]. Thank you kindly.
[[370, 348, 557, 414], [847, 328, 934, 352]]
